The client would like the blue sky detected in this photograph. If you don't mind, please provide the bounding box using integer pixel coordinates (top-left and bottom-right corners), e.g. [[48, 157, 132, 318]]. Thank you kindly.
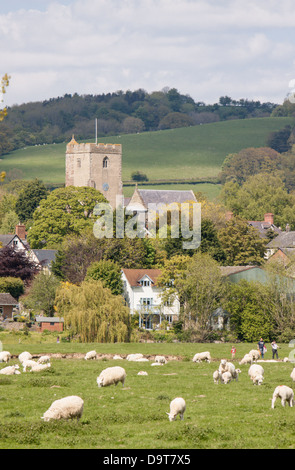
[[1, 0, 295, 107]]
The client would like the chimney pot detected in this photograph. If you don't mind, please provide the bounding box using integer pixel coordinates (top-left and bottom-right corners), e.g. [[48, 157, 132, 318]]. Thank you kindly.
[[15, 223, 27, 240], [264, 213, 274, 225]]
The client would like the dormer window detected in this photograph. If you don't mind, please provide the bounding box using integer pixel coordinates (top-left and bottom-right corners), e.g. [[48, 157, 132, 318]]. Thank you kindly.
[[103, 157, 108, 168], [140, 280, 150, 287]]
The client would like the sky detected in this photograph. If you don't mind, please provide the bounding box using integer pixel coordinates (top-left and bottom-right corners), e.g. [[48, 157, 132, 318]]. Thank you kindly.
[[1, 0, 295, 108]]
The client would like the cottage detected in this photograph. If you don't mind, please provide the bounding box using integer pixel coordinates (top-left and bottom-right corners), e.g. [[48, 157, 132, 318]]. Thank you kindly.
[[35, 316, 64, 332], [29, 249, 58, 273], [121, 268, 180, 329], [0, 293, 18, 320]]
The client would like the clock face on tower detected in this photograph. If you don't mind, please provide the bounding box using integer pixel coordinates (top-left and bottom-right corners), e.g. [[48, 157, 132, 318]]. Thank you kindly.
[[102, 183, 109, 191]]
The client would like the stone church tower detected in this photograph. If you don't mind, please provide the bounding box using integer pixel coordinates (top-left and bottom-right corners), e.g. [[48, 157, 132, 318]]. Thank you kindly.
[[65, 136, 123, 209]]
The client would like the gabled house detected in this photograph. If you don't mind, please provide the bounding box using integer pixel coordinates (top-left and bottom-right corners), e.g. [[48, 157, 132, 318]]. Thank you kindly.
[[266, 231, 295, 261], [121, 268, 180, 329], [0, 223, 29, 251], [226, 211, 282, 239], [29, 249, 58, 274], [0, 293, 18, 320]]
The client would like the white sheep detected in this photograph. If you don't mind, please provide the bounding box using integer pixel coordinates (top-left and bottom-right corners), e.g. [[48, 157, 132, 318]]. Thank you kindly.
[[41, 395, 84, 422], [283, 357, 290, 363], [271, 385, 294, 409], [135, 358, 150, 362], [84, 350, 97, 360], [137, 371, 148, 376], [248, 364, 264, 385], [0, 365, 20, 375], [232, 368, 242, 381], [126, 353, 143, 361], [38, 355, 50, 364], [151, 362, 163, 366], [249, 349, 260, 362], [166, 397, 186, 421], [0, 351, 11, 363], [192, 351, 211, 363], [97, 366, 126, 388], [239, 354, 253, 365], [22, 359, 38, 372], [113, 355, 123, 360], [213, 370, 223, 384], [30, 363, 51, 372], [218, 360, 235, 376], [18, 351, 32, 363], [222, 371, 232, 384], [290, 368, 295, 382], [154, 355, 167, 364]]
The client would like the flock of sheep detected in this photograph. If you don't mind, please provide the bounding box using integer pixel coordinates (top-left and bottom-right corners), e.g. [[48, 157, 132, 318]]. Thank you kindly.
[[193, 349, 295, 409], [1, 346, 294, 424]]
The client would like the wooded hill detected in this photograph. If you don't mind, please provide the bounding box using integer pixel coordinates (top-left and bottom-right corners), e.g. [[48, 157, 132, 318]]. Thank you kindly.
[[0, 88, 279, 156]]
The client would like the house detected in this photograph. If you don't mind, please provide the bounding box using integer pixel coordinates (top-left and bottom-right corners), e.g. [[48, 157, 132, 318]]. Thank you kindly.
[[35, 316, 64, 332], [0, 293, 18, 320], [121, 268, 180, 329], [225, 212, 282, 239], [265, 231, 295, 261], [29, 249, 58, 273], [0, 223, 29, 251]]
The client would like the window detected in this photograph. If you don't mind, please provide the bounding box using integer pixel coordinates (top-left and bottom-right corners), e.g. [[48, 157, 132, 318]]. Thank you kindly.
[[140, 280, 150, 287], [77, 158, 81, 168], [103, 157, 108, 168]]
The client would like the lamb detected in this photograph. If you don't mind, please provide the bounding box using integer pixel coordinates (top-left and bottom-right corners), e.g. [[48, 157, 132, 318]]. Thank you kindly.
[[41, 395, 84, 422], [249, 349, 260, 362], [0, 365, 20, 375], [18, 351, 32, 363], [271, 385, 294, 409], [154, 355, 167, 364], [137, 371, 148, 376], [248, 364, 264, 385], [22, 359, 38, 372], [213, 370, 223, 384], [222, 371, 232, 384], [0, 351, 11, 363], [38, 355, 50, 364], [97, 366, 126, 388], [232, 368, 242, 381], [290, 368, 295, 382], [166, 397, 186, 421], [126, 353, 144, 361], [84, 350, 97, 360], [192, 351, 211, 363], [239, 354, 253, 365], [30, 363, 51, 372]]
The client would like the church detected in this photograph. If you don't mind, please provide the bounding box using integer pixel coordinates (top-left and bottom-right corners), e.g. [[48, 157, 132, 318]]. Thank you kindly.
[[65, 136, 197, 209]]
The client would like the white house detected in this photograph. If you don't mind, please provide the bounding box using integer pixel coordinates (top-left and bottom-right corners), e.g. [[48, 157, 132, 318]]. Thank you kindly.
[[121, 268, 180, 329]]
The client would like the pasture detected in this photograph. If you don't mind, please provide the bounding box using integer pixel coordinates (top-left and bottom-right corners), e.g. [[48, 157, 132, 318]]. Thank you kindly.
[[0, 341, 295, 450]]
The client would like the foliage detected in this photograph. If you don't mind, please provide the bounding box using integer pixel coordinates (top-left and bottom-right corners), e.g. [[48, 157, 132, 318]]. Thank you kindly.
[[85, 259, 123, 296], [15, 178, 48, 222], [266, 125, 293, 153], [131, 171, 148, 182], [0, 210, 19, 234], [217, 217, 267, 266], [0, 246, 39, 283], [0, 276, 24, 299], [27, 186, 107, 248], [21, 272, 60, 316], [55, 280, 131, 342]]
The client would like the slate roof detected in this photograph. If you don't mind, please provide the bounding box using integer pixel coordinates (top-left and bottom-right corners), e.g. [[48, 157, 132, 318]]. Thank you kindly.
[[35, 316, 64, 323], [0, 293, 18, 305], [267, 231, 295, 248], [32, 249, 57, 267], [138, 189, 197, 207], [247, 221, 282, 238]]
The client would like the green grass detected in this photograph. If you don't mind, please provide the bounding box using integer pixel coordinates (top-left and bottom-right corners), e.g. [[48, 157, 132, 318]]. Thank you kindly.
[[0, 340, 295, 449], [0, 117, 293, 201]]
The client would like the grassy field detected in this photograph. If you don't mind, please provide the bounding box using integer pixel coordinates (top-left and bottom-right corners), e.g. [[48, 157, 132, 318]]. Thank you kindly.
[[0, 117, 293, 201], [0, 338, 295, 450]]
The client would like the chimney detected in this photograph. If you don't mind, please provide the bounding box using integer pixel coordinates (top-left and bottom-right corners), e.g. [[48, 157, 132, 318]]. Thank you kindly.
[[225, 211, 234, 221], [15, 223, 27, 240], [264, 213, 274, 225]]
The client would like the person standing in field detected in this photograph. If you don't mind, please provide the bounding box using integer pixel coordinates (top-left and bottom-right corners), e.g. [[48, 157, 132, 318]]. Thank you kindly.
[[271, 341, 279, 359], [257, 338, 265, 358], [231, 346, 236, 359]]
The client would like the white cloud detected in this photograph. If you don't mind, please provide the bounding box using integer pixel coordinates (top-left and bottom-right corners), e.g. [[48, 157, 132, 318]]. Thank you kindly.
[[0, 0, 295, 106]]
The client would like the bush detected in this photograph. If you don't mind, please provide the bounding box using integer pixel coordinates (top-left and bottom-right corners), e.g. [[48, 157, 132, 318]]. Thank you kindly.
[[131, 171, 148, 182], [0, 277, 24, 299]]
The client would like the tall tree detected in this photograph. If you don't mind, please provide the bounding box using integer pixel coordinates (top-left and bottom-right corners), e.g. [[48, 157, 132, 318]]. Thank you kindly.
[[21, 272, 60, 316], [15, 178, 48, 222], [85, 260, 123, 296], [0, 246, 39, 283]]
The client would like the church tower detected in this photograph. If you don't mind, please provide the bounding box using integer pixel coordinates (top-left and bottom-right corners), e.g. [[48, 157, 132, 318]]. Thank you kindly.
[[65, 136, 123, 209]]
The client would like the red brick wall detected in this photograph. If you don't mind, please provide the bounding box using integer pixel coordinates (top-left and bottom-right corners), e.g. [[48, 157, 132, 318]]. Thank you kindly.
[[40, 322, 63, 332]]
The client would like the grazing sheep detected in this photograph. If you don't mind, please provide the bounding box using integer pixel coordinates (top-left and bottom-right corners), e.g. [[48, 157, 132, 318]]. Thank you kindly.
[[126, 353, 143, 361], [154, 355, 167, 364], [290, 368, 295, 382], [30, 363, 51, 372], [213, 370, 223, 384], [249, 350, 260, 362], [135, 358, 150, 362], [248, 364, 264, 385], [239, 354, 253, 365], [271, 385, 294, 409], [0, 365, 20, 375], [222, 371, 232, 384], [166, 397, 186, 421], [85, 350, 97, 360], [113, 355, 123, 360], [41, 395, 84, 422], [232, 368, 242, 381], [18, 351, 32, 364], [137, 371, 148, 376], [97, 366, 126, 388], [22, 359, 38, 372], [192, 351, 211, 363], [38, 355, 50, 364], [151, 362, 163, 366], [0, 351, 11, 363], [218, 360, 235, 376]]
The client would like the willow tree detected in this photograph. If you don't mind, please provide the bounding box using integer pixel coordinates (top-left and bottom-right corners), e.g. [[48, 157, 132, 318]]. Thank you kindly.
[[55, 280, 131, 343]]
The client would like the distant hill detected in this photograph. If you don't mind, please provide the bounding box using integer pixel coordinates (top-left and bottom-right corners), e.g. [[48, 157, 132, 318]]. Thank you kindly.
[[1, 116, 294, 200]]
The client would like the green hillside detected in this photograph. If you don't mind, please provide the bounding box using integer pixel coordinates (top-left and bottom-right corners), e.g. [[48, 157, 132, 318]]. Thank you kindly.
[[0, 117, 293, 199]]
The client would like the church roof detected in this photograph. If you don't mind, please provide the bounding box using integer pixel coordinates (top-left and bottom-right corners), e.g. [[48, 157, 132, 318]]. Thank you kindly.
[[126, 187, 197, 211]]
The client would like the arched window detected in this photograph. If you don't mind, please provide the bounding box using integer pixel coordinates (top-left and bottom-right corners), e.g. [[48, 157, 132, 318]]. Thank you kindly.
[[103, 157, 109, 168]]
